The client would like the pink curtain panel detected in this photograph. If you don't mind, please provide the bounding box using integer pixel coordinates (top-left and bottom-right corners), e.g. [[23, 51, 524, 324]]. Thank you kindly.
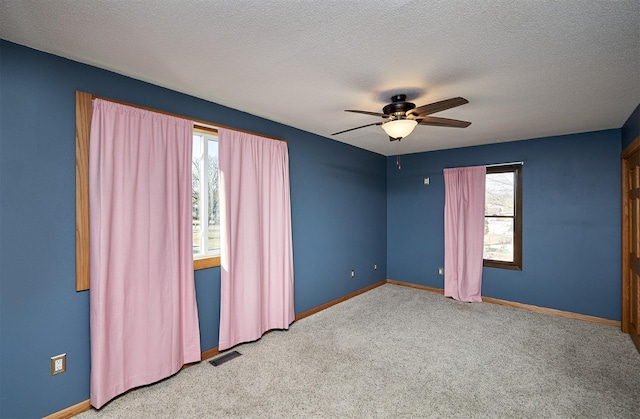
[[218, 128, 295, 351], [443, 166, 486, 302], [89, 99, 201, 408]]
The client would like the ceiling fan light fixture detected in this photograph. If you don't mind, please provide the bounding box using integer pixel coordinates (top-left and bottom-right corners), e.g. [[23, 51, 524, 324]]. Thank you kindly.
[[381, 119, 418, 140]]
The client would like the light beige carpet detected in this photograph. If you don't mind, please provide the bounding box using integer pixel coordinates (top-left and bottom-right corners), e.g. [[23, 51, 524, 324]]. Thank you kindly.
[[77, 284, 640, 418]]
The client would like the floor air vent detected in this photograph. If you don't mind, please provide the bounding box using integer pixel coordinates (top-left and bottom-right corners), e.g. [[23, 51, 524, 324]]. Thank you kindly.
[[209, 351, 242, 366]]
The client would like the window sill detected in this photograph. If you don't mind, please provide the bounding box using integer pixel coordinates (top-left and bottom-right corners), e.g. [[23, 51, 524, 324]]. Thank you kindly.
[[194, 256, 221, 270], [483, 259, 522, 271]]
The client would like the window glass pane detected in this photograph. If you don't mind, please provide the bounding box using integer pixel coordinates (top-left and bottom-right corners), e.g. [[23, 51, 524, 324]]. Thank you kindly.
[[485, 172, 514, 216], [484, 217, 514, 262], [192, 131, 220, 260], [207, 139, 220, 254], [192, 134, 203, 255]]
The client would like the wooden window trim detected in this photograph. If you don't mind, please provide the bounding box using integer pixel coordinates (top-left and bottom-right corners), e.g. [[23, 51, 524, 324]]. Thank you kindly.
[[76, 91, 254, 290], [76, 91, 92, 290], [483, 164, 523, 271], [194, 256, 221, 270]]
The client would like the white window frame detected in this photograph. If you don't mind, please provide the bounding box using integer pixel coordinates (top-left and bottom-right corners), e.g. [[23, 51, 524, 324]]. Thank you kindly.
[[192, 127, 221, 269]]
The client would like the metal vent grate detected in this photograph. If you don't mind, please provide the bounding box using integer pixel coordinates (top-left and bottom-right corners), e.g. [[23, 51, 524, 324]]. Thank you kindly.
[[209, 351, 242, 366]]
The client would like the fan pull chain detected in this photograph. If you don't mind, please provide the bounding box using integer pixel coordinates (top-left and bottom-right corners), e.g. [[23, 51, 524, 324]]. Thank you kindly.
[[396, 140, 401, 170]]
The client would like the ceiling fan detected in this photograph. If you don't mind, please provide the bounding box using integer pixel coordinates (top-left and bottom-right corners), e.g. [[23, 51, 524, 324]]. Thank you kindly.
[[332, 94, 471, 141]]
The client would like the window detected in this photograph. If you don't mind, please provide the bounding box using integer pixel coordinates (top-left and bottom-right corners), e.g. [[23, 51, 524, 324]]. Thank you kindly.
[[192, 128, 221, 269], [483, 164, 522, 270]]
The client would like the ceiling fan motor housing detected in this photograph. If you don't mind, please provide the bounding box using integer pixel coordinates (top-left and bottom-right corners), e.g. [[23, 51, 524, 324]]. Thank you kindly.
[[383, 94, 416, 117]]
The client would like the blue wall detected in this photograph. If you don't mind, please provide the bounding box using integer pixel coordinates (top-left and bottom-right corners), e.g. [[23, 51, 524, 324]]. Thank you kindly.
[[387, 130, 622, 321], [0, 41, 387, 418], [622, 103, 640, 149]]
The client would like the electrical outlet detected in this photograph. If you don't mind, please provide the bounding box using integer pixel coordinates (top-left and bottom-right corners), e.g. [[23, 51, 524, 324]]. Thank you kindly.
[[438, 267, 444, 276], [374, 264, 377, 270], [424, 177, 430, 185], [351, 270, 355, 278], [50, 353, 66, 376]]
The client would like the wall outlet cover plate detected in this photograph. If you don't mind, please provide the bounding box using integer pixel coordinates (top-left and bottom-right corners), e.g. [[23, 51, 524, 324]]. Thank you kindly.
[[50, 353, 66, 375]]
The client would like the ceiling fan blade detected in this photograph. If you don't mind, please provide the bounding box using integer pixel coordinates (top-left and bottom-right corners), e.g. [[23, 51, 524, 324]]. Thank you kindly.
[[409, 97, 469, 117], [345, 110, 389, 118], [417, 116, 471, 128], [331, 121, 384, 135]]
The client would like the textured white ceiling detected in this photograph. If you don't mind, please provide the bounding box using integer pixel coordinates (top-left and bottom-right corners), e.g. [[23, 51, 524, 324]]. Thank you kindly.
[[1, 0, 639, 156]]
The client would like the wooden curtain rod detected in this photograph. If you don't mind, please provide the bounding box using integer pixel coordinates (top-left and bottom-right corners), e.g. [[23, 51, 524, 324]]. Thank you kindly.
[[444, 161, 523, 170], [84, 92, 287, 143], [486, 161, 524, 168]]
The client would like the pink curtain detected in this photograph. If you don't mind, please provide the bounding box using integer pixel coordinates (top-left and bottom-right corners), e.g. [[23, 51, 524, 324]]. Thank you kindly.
[[89, 99, 200, 408], [443, 166, 486, 302], [218, 128, 294, 351]]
